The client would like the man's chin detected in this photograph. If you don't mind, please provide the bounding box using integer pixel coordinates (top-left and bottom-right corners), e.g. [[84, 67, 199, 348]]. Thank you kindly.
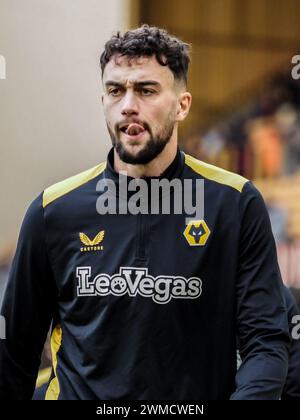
[[115, 144, 150, 165], [115, 141, 163, 165], [122, 142, 145, 155]]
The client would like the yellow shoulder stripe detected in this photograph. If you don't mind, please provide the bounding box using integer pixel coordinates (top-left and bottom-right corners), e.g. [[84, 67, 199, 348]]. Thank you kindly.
[[184, 154, 248, 193], [45, 324, 62, 400], [43, 161, 106, 208]]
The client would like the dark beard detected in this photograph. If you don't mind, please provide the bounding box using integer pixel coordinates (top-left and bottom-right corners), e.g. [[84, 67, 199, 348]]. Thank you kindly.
[[107, 116, 175, 165]]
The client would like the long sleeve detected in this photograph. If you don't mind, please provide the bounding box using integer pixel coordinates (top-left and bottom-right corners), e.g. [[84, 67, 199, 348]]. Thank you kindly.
[[0, 193, 57, 400], [281, 286, 300, 400], [231, 182, 291, 400]]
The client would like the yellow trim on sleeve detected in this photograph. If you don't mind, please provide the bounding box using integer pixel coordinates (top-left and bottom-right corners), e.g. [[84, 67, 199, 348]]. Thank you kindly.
[[36, 367, 52, 389], [43, 161, 106, 208], [184, 154, 248, 193], [45, 324, 62, 400]]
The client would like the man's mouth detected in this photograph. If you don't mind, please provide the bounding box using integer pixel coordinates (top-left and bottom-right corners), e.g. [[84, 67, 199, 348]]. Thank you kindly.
[[120, 123, 146, 136]]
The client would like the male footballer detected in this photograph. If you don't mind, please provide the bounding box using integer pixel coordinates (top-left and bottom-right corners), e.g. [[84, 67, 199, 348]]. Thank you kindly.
[[0, 25, 290, 400]]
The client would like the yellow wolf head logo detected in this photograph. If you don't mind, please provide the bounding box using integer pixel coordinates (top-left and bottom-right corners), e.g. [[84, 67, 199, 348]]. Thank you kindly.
[[183, 220, 210, 246]]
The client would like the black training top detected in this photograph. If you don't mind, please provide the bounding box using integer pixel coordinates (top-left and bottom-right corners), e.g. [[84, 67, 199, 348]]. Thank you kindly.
[[0, 149, 290, 400]]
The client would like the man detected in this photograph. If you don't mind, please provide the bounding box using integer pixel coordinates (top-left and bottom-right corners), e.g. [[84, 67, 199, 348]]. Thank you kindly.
[[0, 25, 290, 400]]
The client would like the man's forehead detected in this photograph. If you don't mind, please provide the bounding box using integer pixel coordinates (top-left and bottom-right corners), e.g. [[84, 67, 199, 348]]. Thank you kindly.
[[103, 54, 174, 84]]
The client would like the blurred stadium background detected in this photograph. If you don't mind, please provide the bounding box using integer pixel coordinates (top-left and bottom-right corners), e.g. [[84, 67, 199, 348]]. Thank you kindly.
[[0, 0, 300, 331]]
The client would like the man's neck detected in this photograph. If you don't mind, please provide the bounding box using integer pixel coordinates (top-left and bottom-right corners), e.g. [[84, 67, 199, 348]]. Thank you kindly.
[[113, 137, 178, 178]]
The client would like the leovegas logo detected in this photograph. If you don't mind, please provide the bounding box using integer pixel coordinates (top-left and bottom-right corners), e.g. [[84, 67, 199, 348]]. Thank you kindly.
[[76, 266, 202, 304]]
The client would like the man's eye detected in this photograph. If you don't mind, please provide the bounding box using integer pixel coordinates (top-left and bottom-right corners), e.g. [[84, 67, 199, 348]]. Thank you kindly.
[[141, 88, 155, 96], [108, 88, 121, 96]]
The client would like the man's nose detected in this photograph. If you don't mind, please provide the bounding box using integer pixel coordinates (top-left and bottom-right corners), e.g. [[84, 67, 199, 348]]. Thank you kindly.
[[121, 91, 139, 116]]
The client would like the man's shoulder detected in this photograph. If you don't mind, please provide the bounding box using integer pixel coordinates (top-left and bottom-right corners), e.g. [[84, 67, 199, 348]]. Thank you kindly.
[[183, 153, 249, 193], [42, 161, 106, 208]]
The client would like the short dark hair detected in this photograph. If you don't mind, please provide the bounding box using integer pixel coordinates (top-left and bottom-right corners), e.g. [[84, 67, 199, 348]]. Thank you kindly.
[[100, 25, 191, 85]]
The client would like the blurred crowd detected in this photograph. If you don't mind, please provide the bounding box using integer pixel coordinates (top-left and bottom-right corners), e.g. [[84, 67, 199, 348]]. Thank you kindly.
[[183, 73, 300, 179]]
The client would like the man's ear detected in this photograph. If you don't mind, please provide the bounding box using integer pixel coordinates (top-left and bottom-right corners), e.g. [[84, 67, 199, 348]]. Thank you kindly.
[[176, 91, 192, 122]]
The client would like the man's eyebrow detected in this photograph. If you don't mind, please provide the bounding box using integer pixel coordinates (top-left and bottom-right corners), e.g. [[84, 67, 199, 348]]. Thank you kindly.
[[134, 81, 161, 87], [105, 81, 123, 88], [105, 80, 161, 88]]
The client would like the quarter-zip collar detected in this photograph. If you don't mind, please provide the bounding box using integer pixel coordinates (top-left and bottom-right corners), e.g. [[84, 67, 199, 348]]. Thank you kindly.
[[104, 146, 185, 198]]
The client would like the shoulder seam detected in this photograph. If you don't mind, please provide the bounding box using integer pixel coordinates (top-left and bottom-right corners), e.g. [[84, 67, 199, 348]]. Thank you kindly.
[[184, 154, 248, 193], [43, 162, 106, 208]]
